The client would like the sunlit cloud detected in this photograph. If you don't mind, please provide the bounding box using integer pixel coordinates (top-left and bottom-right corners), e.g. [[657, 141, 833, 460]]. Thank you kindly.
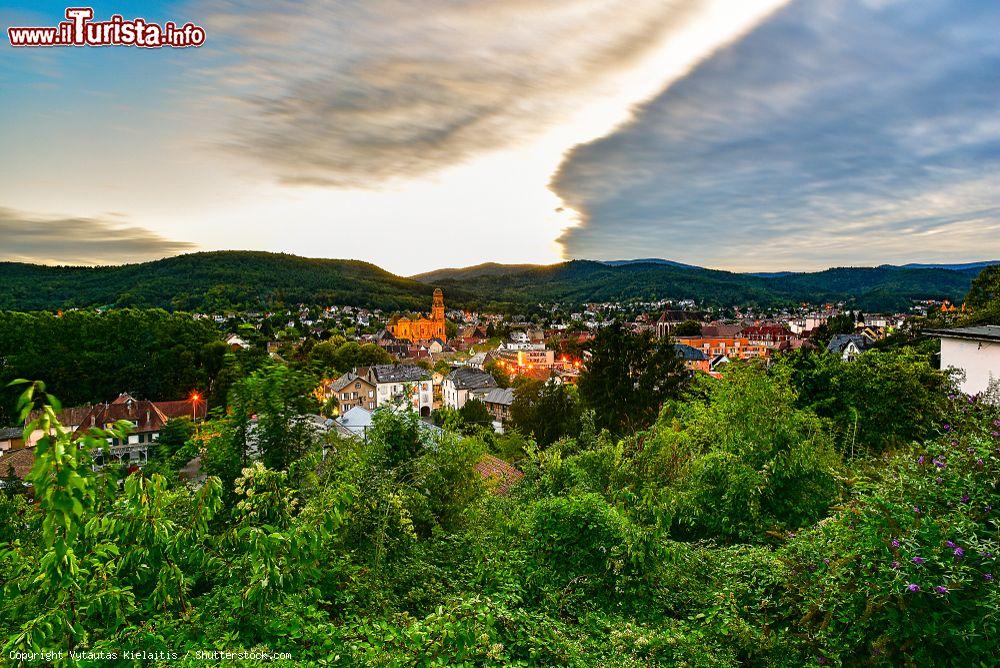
[[0, 207, 196, 265]]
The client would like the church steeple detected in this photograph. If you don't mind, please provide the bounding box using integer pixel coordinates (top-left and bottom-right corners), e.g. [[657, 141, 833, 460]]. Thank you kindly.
[[432, 288, 444, 321]]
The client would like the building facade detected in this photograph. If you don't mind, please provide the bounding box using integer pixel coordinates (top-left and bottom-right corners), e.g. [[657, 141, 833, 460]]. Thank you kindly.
[[388, 289, 447, 343]]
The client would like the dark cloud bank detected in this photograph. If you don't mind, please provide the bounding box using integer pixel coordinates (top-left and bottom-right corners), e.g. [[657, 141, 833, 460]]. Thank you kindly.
[[553, 0, 1000, 269]]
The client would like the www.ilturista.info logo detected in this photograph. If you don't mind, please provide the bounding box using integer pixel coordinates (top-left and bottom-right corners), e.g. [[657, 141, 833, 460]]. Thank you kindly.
[[7, 7, 205, 48]]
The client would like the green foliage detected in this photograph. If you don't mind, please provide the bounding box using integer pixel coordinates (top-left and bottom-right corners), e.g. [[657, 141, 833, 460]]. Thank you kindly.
[[1, 251, 985, 315], [309, 339, 393, 376], [510, 380, 582, 447], [0, 309, 223, 425], [963, 264, 1000, 324], [0, 251, 448, 312], [630, 364, 843, 542], [779, 347, 955, 455], [578, 321, 686, 435], [1, 345, 995, 665]]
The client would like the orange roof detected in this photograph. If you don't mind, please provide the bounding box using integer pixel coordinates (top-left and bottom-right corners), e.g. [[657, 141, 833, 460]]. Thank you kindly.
[[474, 454, 523, 495]]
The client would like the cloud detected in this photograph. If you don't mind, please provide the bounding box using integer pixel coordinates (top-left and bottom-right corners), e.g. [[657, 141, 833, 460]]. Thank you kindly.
[[552, 0, 1000, 269], [0, 207, 196, 265], [201, 0, 754, 187]]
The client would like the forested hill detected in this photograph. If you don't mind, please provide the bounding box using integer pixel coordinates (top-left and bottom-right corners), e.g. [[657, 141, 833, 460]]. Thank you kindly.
[[0, 251, 448, 312], [0, 252, 986, 312], [426, 260, 983, 312]]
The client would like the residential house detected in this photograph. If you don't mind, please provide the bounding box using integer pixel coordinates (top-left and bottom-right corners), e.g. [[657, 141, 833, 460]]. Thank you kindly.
[[674, 336, 768, 361], [334, 406, 443, 440], [0, 426, 25, 454], [366, 364, 435, 416], [673, 344, 710, 373], [481, 387, 514, 425], [328, 372, 377, 415], [929, 326, 1000, 397], [442, 367, 498, 410], [827, 334, 867, 361]]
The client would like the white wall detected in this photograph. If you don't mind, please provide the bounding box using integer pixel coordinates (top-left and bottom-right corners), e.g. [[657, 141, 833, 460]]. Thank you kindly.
[[941, 338, 1000, 396]]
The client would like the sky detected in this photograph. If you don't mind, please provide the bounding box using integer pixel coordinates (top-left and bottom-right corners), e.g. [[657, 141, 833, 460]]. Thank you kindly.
[[1, 0, 998, 275]]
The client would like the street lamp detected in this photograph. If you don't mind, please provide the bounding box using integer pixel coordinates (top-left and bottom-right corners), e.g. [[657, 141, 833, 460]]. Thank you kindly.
[[189, 391, 202, 421]]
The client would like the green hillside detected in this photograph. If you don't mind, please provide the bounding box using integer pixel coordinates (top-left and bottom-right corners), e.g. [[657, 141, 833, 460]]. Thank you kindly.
[[0, 252, 984, 312], [0, 251, 448, 312], [434, 260, 979, 311]]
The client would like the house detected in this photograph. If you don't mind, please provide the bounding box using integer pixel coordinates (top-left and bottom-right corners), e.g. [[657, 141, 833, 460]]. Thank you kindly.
[[366, 364, 435, 416], [442, 367, 498, 410], [827, 334, 867, 361], [328, 372, 377, 414], [31, 393, 209, 469], [740, 324, 794, 349], [333, 406, 375, 439], [929, 326, 1000, 397], [225, 333, 250, 350], [674, 336, 768, 361], [495, 341, 556, 369], [466, 351, 496, 370], [481, 387, 514, 425], [673, 344, 710, 373], [0, 426, 25, 454], [334, 406, 443, 440]]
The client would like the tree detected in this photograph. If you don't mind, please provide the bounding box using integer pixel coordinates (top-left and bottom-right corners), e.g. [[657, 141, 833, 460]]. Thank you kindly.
[[510, 380, 582, 447], [963, 264, 1000, 324], [233, 365, 320, 472], [484, 359, 510, 388], [577, 321, 686, 435], [777, 347, 954, 455], [457, 398, 493, 432], [672, 320, 703, 336]]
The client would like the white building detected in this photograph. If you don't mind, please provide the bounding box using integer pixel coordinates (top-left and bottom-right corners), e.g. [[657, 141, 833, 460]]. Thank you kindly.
[[931, 326, 1000, 397], [442, 367, 498, 410], [367, 365, 434, 416]]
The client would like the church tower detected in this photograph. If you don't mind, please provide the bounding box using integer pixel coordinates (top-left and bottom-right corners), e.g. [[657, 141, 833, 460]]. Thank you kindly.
[[432, 288, 445, 321]]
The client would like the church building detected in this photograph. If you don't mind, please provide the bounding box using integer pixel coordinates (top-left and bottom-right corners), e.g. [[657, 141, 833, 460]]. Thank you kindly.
[[388, 289, 447, 343]]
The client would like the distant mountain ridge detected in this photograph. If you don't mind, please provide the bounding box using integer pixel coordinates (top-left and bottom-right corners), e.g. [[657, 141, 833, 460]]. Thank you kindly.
[[0, 251, 991, 312]]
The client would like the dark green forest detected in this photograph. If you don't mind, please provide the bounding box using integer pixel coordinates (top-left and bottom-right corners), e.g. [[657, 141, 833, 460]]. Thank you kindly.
[[0, 252, 446, 313], [0, 252, 985, 312]]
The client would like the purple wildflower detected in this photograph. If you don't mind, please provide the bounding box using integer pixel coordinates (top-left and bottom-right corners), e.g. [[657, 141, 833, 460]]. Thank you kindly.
[[984, 574, 993, 582], [936, 477, 944, 484], [912, 556, 926, 565], [906, 583, 920, 592], [961, 494, 971, 504], [891, 561, 901, 569], [917, 455, 925, 464], [946, 540, 956, 548], [944, 424, 952, 432], [934, 585, 949, 594], [914, 506, 922, 514], [891, 539, 900, 548], [954, 547, 965, 558], [977, 458, 985, 467]]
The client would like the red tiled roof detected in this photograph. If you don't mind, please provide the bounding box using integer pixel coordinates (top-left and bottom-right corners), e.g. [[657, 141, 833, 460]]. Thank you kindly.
[[73, 398, 170, 438], [474, 454, 524, 496], [1, 447, 35, 480]]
